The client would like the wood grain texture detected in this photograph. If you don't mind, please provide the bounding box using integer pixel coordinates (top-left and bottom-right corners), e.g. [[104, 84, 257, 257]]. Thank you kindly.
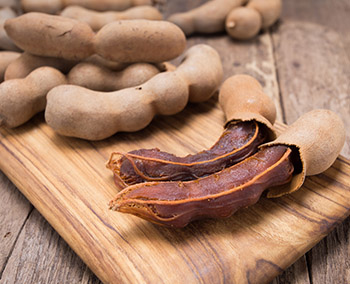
[[0, 110, 349, 284], [273, 1, 350, 283], [1, 209, 100, 284], [0, 171, 32, 275]]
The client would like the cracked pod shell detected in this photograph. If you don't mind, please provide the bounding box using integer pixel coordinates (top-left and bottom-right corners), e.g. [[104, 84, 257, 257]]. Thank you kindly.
[[218, 74, 277, 140], [262, 109, 346, 198]]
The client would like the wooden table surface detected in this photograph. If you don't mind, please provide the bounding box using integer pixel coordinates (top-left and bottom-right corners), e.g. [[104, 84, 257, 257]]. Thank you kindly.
[[0, 0, 349, 283]]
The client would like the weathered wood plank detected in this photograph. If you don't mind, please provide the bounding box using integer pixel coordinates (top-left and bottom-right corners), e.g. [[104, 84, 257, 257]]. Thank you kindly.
[[0, 171, 32, 276], [1, 209, 101, 284], [273, 0, 350, 283]]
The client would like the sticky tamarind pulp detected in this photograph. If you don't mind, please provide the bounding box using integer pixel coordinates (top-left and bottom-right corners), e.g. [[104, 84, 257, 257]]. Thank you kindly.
[[107, 121, 268, 188], [109, 145, 294, 227]]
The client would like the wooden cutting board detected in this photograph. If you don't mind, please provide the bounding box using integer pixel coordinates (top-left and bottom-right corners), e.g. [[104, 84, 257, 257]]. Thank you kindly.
[[0, 98, 349, 284]]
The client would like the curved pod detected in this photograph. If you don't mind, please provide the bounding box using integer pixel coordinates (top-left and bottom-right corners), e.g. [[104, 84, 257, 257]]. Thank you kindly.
[[0, 67, 67, 128], [168, 0, 247, 35], [5, 12, 95, 60], [262, 109, 346, 197]]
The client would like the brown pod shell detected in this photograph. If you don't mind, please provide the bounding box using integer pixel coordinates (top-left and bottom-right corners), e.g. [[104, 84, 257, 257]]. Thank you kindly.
[[4, 12, 95, 60], [0, 51, 20, 81], [94, 20, 186, 63], [218, 74, 276, 140], [225, 7, 262, 40], [175, 44, 223, 103], [247, 0, 282, 29], [168, 0, 248, 36], [60, 5, 163, 31], [262, 109, 346, 198], [4, 52, 77, 80]]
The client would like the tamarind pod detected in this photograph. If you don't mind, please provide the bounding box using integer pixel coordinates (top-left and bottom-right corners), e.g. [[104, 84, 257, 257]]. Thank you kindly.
[[167, 0, 247, 36], [4, 52, 78, 80], [109, 145, 294, 227], [0, 51, 20, 82], [247, 0, 282, 29], [261, 109, 346, 198], [0, 7, 20, 51], [0, 67, 67, 128], [21, 0, 153, 14], [219, 74, 277, 140], [45, 44, 222, 140], [107, 121, 267, 188], [67, 62, 160, 91], [94, 20, 186, 63], [175, 44, 223, 103], [225, 7, 262, 40], [60, 5, 163, 31], [4, 13, 95, 61], [84, 54, 130, 71]]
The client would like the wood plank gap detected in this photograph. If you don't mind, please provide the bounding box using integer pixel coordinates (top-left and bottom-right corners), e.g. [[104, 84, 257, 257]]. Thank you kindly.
[[0, 206, 34, 280], [306, 250, 313, 284]]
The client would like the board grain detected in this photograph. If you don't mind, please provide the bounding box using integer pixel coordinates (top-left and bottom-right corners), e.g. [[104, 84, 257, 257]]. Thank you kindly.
[[0, 105, 349, 284]]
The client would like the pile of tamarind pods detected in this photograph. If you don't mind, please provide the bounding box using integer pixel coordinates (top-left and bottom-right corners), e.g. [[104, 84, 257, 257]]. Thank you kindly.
[[0, 1, 346, 228]]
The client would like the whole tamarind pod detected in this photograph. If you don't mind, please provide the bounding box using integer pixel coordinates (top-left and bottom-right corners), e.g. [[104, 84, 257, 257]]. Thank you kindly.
[[60, 5, 163, 31], [168, 0, 247, 36], [5, 13, 95, 61], [109, 145, 294, 227], [0, 51, 20, 81], [84, 54, 130, 71], [261, 109, 346, 198], [107, 121, 267, 189], [0, 7, 20, 51], [5, 13, 186, 63], [94, 20, 186, 63], [45, 44, 222, 140], [247, 0, 282, 29], [0, 67, 67, 128], [225, 6, 262, 40], [21, 0, 153, 14], [219, 74, 277, 140], [67, 62, 160, 91], [4, 52, 78, 80]]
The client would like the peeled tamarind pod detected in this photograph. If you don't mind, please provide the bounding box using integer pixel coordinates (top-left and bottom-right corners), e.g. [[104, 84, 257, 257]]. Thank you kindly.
[[0, 67, 67, 128], [4, 52, 78, 80], [60, 5, 163, 31], [219, 74, 277, 140], [0, 7, 20, 51], [168, 0, 247, 36], [225, 7, 262, 40], [247, 0, 282, 29], [5, 13, 95, 61], [261, 109, 346, 198], [109, 145, 294, 227], [0, 51, 20, 81], [45, 44, 222, 140], [94, 20, 186, 63], [21, 0, 153, 14], [107, 121, 267, 189], [67, 62, 160, 91]]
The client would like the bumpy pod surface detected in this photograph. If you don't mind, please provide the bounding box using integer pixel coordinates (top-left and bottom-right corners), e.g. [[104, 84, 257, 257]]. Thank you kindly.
[[45, 44, 223, 140], [0, 67, 67, 128], [60, 5, 163, 31], [168, 0, 247, 35], [262, 109, 346, 197]]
